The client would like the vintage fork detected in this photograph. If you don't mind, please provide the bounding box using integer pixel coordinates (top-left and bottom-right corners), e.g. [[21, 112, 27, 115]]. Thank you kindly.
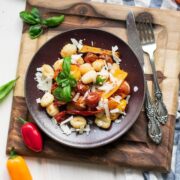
[[136, 12, 168, 125]]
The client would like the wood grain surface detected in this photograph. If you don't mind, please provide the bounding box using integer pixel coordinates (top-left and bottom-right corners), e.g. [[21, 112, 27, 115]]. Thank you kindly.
[[6, 0, 180, 172]]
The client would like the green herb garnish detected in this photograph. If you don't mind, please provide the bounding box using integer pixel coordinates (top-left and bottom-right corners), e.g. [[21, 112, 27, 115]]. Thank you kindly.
[[0, 77, 19, 102], [96, 75, 106, 85], [53, 57, 77, 102], [20, 7, 64, 39], [42, 16, 65, 27], [20, 11, 40, 25], [28, 24, 43, 39]]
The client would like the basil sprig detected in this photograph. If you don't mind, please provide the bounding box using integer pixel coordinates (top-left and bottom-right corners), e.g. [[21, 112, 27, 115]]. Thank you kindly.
[[19, 7, 64, 39], [53, 57, 77, 102], [0, 77, 19, 102]]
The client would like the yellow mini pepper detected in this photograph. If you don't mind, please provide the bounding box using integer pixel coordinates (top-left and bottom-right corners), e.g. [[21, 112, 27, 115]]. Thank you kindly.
[[7, 148, 32, 180]]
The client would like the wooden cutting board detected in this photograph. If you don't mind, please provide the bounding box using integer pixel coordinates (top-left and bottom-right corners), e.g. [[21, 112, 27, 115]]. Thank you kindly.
[[6, 0, 180, 172]]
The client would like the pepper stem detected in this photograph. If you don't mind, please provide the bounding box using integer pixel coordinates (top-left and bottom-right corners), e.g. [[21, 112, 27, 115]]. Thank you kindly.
[[9, 147, 17, 159], [18, 117, 27, 124]]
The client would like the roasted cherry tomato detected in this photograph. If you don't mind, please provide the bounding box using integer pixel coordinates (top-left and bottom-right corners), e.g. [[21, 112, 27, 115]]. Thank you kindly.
[[84, 52, 98, 63], [85, 92, 100, 108], [116, 81, 130, 98], [76, 82, 89, 95], [99, 54, 113, 63]]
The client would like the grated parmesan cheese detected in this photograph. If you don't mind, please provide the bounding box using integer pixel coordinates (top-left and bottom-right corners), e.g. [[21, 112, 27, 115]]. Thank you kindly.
[[60, 115, 74, 126], [91, 41, 94, 46], [98, 82, 114, 93], [107, 63, 112, 70], [114, 95, 122, 102], [97, 98, 104, 109], [60, 124, 72, 135], [115, 118, 122, 124], [36, 98, 41, 104], [110, 108, 126, 115], [126, 95, 131, 103], [71, 124, 91, 135], [71, 54, 83, 64], [110, 108, 120, 113], [91, 85, 96, 92], [34, 70, 52, 92], [97, 66, 109, 78], [72, 93, 80, 102], [82, 89, 90, 100], [37, 67, 42, 72], [109, 73, 118, 84], [71, 38, 83, 50], [104, 61, 108, 70], [112, 45, 121, 64], [103, 99, 110, 120]]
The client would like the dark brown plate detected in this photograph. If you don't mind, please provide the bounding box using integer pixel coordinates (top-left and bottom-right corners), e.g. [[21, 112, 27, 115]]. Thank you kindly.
[[25, 29, 145, 148]]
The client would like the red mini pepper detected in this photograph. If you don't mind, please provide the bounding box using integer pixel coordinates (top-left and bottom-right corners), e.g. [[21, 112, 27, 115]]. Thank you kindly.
[[18, 117, 43, 152]]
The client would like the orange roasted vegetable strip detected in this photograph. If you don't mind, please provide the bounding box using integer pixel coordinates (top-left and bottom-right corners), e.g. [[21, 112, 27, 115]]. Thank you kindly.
[[79, 45, 119, 57], [102, 69, 128, 99], [7, 148, 32, 180]]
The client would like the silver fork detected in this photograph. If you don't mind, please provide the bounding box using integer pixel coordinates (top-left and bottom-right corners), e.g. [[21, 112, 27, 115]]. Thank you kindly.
[[136, 12, 168, 125]]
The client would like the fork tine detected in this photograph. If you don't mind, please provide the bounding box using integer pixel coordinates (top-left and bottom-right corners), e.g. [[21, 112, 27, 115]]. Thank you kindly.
[[136, 12, 155, 45], [144, 18, 152, 42], [148, 18, 155, 42], [136, 21, 143, 42], [143, 18, 151, 42], [137, 20, 146, 44], [140, 20, 147, 43]]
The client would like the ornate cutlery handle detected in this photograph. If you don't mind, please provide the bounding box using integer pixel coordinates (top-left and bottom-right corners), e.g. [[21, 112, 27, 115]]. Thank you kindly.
[[145, 83, 162, 144], [149, 55, 168, 124]]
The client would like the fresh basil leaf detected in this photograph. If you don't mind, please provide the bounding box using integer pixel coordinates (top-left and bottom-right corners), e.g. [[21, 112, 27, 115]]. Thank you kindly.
[[42, 15, 64, 27], [57, 79, 67, 84], [0, 77, 19, 102], [59, 71, 66, 79], [56, 72, 66, 85], [28, 25, 43, 39], [59, 79, 70, 87], [53, 87, 62, 100], [20, 11, 40, 25], [31, 7, 41, 19], [96, 75, 106, 85], [62, 57, 71, 76], [68, 75, 77, 88], [62, 85, 71, 102], [53, 86, 71, 102]]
